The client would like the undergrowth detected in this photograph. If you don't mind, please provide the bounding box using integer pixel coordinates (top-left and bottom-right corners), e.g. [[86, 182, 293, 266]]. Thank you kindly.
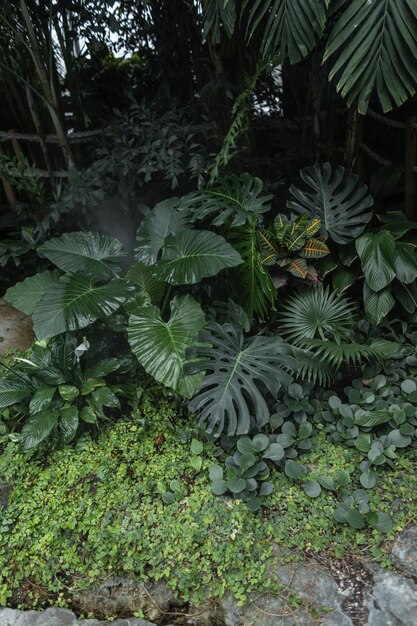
[[0, 391, 416, 611]]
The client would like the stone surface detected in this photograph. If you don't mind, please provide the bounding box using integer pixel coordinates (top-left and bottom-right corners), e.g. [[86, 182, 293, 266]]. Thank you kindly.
[[77, 617, 165, 626], [0, 610, 165, 626], [391, 525, 417, 577], [73, 577, 183, 623], [0, 300, 34, 356], [272, 558, 347, 609], [3, 554, 417, 626], [0, 609, 22, 626], [363, 566, 417, 626], [14, 608, 77, 626], [0, 483, 13, 510], [220, 593, 321, 626]]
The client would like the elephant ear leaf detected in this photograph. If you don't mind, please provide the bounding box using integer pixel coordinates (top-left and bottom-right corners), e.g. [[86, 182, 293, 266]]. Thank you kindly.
[[288, 163, 373, 244], [154, 230, 243, 285], [134, 199, 190, 264], [128, 295, 206, 398], [38, 232, 126, 280], [4, 269, 60, 315], [32, 274, 133, 340], [186, 323, 294, 437], [126, 261, 165, 305]]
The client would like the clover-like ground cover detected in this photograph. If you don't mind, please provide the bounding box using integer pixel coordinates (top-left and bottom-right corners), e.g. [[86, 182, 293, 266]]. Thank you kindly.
[[0, 391, 416, 612]]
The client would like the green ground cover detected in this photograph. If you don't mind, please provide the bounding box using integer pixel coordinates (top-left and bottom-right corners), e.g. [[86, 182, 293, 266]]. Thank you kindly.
[[0, 391, 415, 611]]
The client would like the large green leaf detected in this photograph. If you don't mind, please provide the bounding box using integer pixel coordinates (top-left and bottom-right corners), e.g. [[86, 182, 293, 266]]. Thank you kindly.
[[134, 199, 190, 265], [243, 0, 328, 63], [324, 0, 417, 113], [356, 231, 396, 292], [29, 386, 57, 415], [288, 163, 373, 244], [48, 334, 78, 376], [32, 274, 133, 339], [125, 261, 165, 305], [393, 243, 417, 284], [0, 378, 31, 408], [227, 220, 276, 320], [187, 323, 294, 437], [392, 280, 417, 314], [38, 232, 126, 280], [332, 266, 359, 295], [4, 270, 60, 316], [181, 174, 272, 227], [20, 410, 60, 451], [60, 407, 79, 443], [154, 230, 242, 285], [363, 283, 395, 326], [128, 295, 206, 398]]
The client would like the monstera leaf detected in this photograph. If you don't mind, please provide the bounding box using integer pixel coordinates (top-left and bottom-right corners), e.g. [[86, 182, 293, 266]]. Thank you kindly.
[[154, 230, 243, 285], [4, 269, 60, 315], [38, 232, 126, 280], [243, 0, 328, 63], [32, 274, 133, 339], [324, 0, 417, 113], [128, 295, 206, 398], [288, 163, 373, 244], [135, 199, 190, 264], [187, 323, 294, 437], [181, 173, 272, 227]]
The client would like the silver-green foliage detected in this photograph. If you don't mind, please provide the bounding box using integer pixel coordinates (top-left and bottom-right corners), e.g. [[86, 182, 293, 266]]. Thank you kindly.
[[187, 323, 294, 437], [288, 163, 373, 245]]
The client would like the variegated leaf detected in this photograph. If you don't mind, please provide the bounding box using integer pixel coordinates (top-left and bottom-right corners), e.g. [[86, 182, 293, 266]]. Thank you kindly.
[[274, 214, 290, 241], [258, 230, 279, 266], [305, 218, 321, 237], [286, 258, 308, 278], [300, 238, 330, 258]]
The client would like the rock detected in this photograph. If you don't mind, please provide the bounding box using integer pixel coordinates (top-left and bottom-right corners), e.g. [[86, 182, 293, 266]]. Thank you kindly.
[[222, 593, 317, 626], [77, 617, 161, 626], [0, 483, 13, 510], [363, 566, 417, 626], [272, 559, 347, 609], [0, 609, 163, 626], [0, 609, 22, 626], [14, 608, 77, 625], [391, 525, 417, 577], [0, 300, 34, 356], [73, 577, 184, 623]]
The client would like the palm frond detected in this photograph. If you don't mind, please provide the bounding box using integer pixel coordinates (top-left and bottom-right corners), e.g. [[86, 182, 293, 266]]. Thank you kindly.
[[243, 0, 328, 62], [298, 338, 397, 368], [202, 0, 236, 43], [280, 287, 357, 343], [324, 0, 417, 113]]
